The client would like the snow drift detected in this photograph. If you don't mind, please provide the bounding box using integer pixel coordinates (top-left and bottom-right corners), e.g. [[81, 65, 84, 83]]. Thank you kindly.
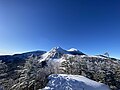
[[42, 74, 110, 90]]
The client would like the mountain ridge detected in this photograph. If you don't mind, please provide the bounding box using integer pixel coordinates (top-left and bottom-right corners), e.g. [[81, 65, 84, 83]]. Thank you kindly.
[[0, 47, 119, 63]]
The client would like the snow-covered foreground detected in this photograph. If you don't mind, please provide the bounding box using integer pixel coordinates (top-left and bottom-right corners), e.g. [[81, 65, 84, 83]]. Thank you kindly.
[[42, 74, 110, 90]]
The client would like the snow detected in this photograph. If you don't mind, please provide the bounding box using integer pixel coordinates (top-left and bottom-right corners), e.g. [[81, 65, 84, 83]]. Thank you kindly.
[[38, 47, 68, 62], [80, 55, 107, 59], [50, 47, 68, 54], [67, 48, 85, 55], [38, 52, 49, 62], [67, 48, 79, 52], [38, 47, 85, 63], [42, 74, 110, 90]]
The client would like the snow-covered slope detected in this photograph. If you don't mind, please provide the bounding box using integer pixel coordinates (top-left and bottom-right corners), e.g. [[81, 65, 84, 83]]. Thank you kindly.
[[39, 47, 85, 62], [68, 48, 79, 51], [42, 74, 110, 90], [39, 47, 67, 62], [0, 50, 46, 63], [67, 48, 85, 55]]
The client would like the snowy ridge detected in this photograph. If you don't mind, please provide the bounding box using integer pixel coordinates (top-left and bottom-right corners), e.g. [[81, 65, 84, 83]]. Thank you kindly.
[[39, 47, 86, 62], [67, 48, 85, 55], [42, 74, 110, 90], [67, 48, 80, 52], [50, 47, 68, 54], [38, 47, 119, 64], [39, 47, 67, 62]]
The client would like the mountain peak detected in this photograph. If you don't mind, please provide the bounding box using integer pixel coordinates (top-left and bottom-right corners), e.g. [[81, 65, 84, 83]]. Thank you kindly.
[[49, 47, 85, 55], [68, 48, 79, 52], [67, 48, 85, 55], [52, 46, 63, 50], [50, 46, 66, 53]]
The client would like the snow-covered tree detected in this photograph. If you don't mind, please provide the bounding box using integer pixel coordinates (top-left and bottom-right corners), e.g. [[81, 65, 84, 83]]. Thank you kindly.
[[60, 56, 87, 75], [10, 56, 40, 90], [0, 60, 8, 90], [11, 55, 52, 90]]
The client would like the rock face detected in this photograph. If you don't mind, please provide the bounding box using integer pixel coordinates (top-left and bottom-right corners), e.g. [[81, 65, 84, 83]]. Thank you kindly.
[[42, 74, 110, 90]]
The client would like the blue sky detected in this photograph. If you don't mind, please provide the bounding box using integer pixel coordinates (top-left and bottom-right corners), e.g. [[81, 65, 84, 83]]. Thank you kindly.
[[0, 0, 120, 58]]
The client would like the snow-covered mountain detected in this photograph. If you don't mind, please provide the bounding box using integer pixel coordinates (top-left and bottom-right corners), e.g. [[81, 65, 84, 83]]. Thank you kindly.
[[0, 47, 119, 64], [39, 47, 85, 62], [67, 48, 85, 55], [0, 47, 119, 90], [0, 50, 46, 63], [37, 47, 119, 65], [42, 74, 110, 90]]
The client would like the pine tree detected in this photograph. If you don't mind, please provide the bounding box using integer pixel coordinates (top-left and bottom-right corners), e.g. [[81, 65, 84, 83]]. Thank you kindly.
[[11, 55, 51, 90], [11, 56, 39, 90]]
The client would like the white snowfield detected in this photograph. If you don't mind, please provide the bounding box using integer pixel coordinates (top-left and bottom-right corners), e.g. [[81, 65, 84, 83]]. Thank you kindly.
[[42, 74, 110, 90], [67, 48, 79, 51]]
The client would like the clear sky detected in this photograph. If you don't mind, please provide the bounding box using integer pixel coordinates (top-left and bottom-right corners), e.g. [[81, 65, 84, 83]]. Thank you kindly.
[[0, 0, 120, 58]]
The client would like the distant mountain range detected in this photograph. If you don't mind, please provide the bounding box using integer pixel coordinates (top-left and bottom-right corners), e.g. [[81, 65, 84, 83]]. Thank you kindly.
[[0, 50, 46, 63], [0, 47, 119, 63]]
